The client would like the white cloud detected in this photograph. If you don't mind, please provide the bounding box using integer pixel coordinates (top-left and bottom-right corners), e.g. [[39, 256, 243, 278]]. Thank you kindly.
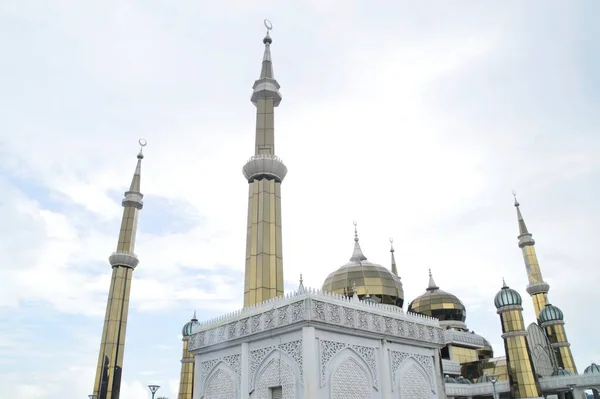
[[0, 1, 599, 398]]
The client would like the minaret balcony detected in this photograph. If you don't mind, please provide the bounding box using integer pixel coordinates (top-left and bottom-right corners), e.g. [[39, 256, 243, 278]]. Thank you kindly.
[[526, 282, 550, 295], [122, 191, 144, 210], [518, 233, 535, 247], [243, 154, 288, 182], [109, 252, 140, 269], [251, 78, 282, 106]]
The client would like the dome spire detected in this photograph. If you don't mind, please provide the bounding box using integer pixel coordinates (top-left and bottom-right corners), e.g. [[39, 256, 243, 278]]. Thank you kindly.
[[251, 19, 282, 109], [350, 220, 367, 262], [426, 268, 439, 291], [389, 238, 398, 276], [297, 273, 306, 294], [192, 310, 197, 321]]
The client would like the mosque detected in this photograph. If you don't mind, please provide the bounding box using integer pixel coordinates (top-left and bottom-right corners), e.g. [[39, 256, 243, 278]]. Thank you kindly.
[[89, 21, 600, 399]]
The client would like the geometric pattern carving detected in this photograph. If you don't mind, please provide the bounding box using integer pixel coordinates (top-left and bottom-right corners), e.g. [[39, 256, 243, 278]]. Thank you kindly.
[[256, 357, 296, 399], [332, 357, 371, 399], [200, 354, 241, 394], [249, 340, 303, 391], [188, 291, 442, 352], [526, 322, 558, 377], [204, 369, 236, 399], [400, 364, 433, 398], [389, 350, 434, 392], [319, 339, 378, 389]]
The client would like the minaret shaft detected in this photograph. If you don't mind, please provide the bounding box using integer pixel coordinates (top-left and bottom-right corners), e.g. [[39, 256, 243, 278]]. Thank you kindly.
[[255, 98, 275, 155], [92, 149, 144, 399], [499, 309, 542, 398], [244, 178, 284, 306], [242, 25, 286, 307], [520, 245, 548, 316], [178, 338, 195, 399]]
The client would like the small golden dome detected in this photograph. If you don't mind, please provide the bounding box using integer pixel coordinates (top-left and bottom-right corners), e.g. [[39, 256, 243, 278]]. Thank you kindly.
[[407, 270, 466, 322], [322, 223, 404, 307]]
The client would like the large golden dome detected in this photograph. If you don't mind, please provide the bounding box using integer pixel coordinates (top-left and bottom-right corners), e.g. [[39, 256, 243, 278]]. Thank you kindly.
[[322, 226, 404, 307], [407, 270, 466, 322]]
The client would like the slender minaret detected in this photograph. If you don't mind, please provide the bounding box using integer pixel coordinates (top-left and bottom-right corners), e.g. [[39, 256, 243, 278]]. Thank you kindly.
[[92, 140, 146, 399], [494, 280, 543, 399], [512, 192, 577, 373], [512, 191, 550, 317], [389, 238, 398, 276], [242, 20, 287, 307], [177, 312, 199, 399], [538, 303, 577, 375]]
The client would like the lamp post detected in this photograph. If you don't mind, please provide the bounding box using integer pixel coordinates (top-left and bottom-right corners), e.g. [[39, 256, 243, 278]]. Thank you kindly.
[[489, 374, 499, 399], [567, 384, 576, 399], [148, 384, 161, 399]]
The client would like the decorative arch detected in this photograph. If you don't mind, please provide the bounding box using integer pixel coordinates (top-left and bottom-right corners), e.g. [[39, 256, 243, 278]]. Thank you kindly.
[[202, 362, 237, 399], [252, 349, 301, 399], [395, 357, 435, 399], [526, 322, 558, 377], [324, 347, 377, 391], [330, 355, 373, 399]]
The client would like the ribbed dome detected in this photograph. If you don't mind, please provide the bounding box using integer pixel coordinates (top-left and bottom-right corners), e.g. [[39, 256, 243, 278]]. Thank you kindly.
[[408, 270, 466, 322], [182, 313, 200, 337], [444, 375, 457, 383], [477, 337, 494, 360], [538, 304, 564, 324], [552, 367, 572, 377], [456, 376, 472, 384], [322, 226, 404, 307], [476, 374, 497, 383], [584, 363, 600, 374], [494, 282, 522, 309]]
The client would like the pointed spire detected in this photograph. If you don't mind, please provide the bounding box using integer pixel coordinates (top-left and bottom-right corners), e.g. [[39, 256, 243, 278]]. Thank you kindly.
[[502, 277, 507, 288], [389, 238, 398, 276], [297, 273, 306, 294], [351, 281, 359, 301], [350, 221, 367, 262], [191, 310, 197, 321], [426, 268, 439, 291], [512, 190, 530, 236], [251, 19, 282, 107], [128, 139, 146, 193]]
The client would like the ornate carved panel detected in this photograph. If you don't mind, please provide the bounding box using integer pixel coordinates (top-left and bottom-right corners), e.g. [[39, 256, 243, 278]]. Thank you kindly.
[[331, 357, 371, 399], [319, 339, 378, 389]]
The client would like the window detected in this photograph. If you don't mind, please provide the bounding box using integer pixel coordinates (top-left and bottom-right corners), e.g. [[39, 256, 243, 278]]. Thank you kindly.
[[270, 386, 282, 399]]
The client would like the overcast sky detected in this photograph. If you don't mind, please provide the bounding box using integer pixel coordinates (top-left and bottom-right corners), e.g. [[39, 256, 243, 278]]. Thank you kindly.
[[1, 1, 599, 398]]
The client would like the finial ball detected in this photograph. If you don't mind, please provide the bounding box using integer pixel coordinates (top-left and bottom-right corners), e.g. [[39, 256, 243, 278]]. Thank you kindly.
[[264, 19, 273, 31]]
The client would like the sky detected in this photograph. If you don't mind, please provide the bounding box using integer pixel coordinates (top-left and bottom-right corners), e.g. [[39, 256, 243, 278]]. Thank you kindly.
[[1, 1, 599, 398]]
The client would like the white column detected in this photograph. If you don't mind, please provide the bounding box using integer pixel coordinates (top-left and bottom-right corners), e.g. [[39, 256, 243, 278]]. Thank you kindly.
[[433, 349, 447, 399], [380, 340, 391, 399], [241, 342, 250, 399], [302, 326, 318, 398], [193, 355, 202, 399]]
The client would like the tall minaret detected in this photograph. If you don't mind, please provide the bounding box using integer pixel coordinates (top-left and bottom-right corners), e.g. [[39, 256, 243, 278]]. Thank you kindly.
[[494, 280, 543, 399], [92, 140, 146, 399], [242, 19, 287, 307], [389, 238, 398, 276], [512, 192, 550, 318], [177, 312, 200, 399]]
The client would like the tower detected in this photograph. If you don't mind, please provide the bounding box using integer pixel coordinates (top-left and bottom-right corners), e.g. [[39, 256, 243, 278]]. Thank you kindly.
[[92, 140, 146, 399], [538, 303, 577, 374], [177, 312, 200, 399], [242, 20, 287, 307], [512, 193, 577, 373], [494, 280, 543, 399]]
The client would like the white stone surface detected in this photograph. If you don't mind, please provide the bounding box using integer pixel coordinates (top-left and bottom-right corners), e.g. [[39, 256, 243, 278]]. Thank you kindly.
[[189, 288, 445, 399]]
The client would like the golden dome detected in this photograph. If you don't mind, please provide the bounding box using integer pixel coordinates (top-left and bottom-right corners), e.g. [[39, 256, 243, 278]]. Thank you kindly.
[[322, 225, 404, 307], [407, 270, 466, 322]]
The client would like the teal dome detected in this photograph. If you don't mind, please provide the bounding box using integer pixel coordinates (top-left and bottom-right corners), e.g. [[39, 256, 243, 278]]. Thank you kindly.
[[456, 376, 472, 384], [182, 313, 200, 337], [584, 363, 600, 374], [552, 367, 572, 377], [539, 304, 564, 324], [494, 283, 522, 309], [444, 375, 457, 383], [476, 374, 497, 383]]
